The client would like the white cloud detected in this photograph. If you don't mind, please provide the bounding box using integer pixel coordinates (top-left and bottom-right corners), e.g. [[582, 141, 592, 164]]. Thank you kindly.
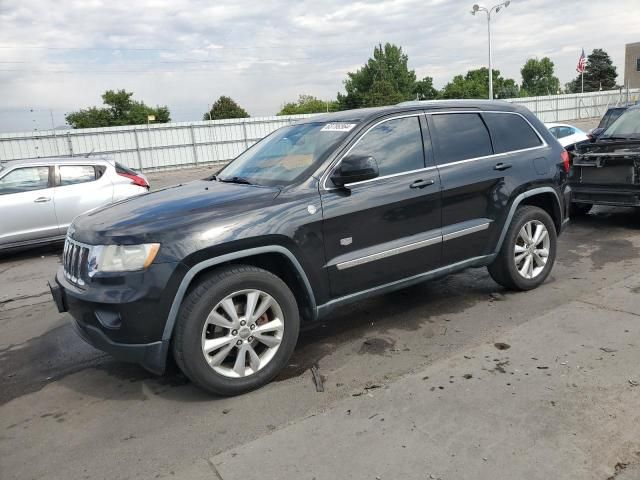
[[0, 0, 637, 131]]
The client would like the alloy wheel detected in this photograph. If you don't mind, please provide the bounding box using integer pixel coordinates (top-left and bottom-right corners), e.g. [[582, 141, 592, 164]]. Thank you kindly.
[[514, 220, 550, 279], [200, 289, 284, 378]]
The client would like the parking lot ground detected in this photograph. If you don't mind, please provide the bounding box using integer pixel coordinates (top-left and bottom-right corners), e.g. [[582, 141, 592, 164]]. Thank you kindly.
[[1, 205, 639, 476]]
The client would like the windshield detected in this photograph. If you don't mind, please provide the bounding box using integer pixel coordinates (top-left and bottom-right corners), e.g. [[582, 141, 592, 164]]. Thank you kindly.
[[217, 121, 357, 186], [601, 108, 640, 139]]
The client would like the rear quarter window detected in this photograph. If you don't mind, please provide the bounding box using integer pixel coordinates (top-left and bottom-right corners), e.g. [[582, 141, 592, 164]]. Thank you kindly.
[[483, 113, 542, 153]]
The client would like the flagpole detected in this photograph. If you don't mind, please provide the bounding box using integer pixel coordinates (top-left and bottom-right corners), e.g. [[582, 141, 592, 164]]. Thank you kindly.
[[581, 72, 584, 94]]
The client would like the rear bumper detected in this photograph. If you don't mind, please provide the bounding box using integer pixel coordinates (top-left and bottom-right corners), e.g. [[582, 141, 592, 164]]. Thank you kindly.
[[570, 185, 640, 207]]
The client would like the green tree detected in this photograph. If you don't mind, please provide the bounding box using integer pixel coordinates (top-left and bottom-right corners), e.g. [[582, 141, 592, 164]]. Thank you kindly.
[[520, 57, 561, 96], [203, 96, 249, 120], [566, 48, 618, 93], [441, 68, 519, 99], [337, 43, 417, 109], [412, 76, 438, 100], [65, 90, 170, 128], [277, 95, 339, 115]]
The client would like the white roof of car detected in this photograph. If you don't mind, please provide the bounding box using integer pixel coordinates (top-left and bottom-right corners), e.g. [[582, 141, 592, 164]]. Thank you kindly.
[[544, 122, 574, 128], [0, 156, 114, 169]]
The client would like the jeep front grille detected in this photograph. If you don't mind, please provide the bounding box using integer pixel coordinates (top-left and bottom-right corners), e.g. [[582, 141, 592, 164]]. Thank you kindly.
[[62, 237, 90, 286]]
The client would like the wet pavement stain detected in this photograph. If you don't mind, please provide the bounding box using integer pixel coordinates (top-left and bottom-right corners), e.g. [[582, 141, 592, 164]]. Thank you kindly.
[[358, 337, 396, 355]]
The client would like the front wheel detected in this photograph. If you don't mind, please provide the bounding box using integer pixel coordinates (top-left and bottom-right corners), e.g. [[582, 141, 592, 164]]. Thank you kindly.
[[488, 206, 557, 291], [172, 265, 300, 396]]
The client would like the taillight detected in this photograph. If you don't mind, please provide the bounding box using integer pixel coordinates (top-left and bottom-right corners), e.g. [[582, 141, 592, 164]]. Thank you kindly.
[[118, 171, 149, 188], [561, 150, 570, 173]]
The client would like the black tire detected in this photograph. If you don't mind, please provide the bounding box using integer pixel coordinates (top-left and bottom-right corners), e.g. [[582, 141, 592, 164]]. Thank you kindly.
[[488, 206, 557, 291], [172, 265, 299, 396], [570, 202, 592, 217]]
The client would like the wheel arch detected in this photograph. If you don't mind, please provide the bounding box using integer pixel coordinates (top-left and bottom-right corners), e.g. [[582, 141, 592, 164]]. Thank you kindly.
[[161, 246, 317, 343], [494, 187, 562, 254]]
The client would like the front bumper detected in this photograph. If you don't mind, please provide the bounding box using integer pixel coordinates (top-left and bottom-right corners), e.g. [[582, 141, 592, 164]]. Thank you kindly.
[[50, 262, 184, 374]]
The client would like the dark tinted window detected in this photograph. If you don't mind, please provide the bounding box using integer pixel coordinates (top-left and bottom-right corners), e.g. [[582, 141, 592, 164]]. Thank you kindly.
[[349, 116, 424, 177], [116, 162, 138, 175], [95, 165, 106, 179], [59, 165, 97, 186], [599, 108, 625, 129], [483, 113, 542, 153], [0, 166, 50, 195], [431, 113, 492, 164]]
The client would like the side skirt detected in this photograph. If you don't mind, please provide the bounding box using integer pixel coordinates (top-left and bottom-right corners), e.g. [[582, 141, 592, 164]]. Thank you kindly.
[[315, 254, 496, 320]]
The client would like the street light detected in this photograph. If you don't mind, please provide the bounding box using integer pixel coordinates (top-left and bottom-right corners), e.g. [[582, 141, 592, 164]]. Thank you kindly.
[[471, 1, 511, 100]]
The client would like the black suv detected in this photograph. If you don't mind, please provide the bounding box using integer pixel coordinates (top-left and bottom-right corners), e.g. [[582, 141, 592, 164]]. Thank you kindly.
[[50, 101, 570, 395]]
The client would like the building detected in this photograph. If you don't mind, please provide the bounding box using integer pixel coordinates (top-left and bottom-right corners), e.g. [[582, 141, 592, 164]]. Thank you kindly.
[[624, 42, 640, 89]]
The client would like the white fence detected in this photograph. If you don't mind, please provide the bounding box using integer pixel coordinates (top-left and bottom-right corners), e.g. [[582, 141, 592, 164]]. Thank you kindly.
[[504, 88, 639, 122], [1, 89, 638, 171]]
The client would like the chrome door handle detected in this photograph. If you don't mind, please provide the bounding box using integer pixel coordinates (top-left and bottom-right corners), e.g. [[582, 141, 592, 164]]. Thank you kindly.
[[34, 197, 51, 203], [410, 179, 435, 189], [494, 163, 512, 171]]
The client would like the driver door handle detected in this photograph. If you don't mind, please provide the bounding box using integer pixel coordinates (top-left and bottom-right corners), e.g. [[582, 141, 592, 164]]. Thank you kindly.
[[494, 162, 512, 171], [410, 179, 435, 189], [34, 197, 51, 203]]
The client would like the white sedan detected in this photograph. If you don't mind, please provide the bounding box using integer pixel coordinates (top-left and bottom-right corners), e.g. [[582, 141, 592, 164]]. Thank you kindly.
[[545, 123, 590, 148]]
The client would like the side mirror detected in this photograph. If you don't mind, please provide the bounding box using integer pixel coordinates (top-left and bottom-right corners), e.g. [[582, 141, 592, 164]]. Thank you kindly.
[[330, 155, 379, 187]]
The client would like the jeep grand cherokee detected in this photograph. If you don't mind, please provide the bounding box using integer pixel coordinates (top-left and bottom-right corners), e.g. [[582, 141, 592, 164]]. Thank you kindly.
[[50, 101, 571, 395]]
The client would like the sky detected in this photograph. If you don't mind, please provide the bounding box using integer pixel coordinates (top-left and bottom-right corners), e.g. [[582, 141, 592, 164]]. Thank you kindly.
[[0, 0, 638, 132]]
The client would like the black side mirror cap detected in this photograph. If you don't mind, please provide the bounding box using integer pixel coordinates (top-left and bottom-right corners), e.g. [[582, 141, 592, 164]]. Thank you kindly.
[[331, 155, 379, 187]]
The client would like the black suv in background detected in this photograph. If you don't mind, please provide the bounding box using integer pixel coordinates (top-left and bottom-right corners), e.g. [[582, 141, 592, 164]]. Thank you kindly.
[[50, 101, 570, 395]]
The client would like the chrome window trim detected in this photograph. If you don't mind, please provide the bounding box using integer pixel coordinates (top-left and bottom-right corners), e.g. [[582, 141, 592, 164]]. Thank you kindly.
[[343, 165, 438, 188], [321, 109, 549, 191], [321, 112, 426, 191], [334, 221, 490, 271]]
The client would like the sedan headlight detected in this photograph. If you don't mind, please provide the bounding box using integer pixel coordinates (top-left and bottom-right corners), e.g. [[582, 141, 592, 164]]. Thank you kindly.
[[90, 243, 160, 274]]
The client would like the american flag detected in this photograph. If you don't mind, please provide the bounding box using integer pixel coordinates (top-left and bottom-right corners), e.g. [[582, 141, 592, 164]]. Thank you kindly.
[[576, 49, 586, 73]]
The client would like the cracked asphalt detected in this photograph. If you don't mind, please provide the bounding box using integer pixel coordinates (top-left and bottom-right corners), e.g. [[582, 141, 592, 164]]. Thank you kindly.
[[1, 166, 639, 479]]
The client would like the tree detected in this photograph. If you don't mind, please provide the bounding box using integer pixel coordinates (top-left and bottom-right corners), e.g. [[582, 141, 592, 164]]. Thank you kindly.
[[520, 57, 561, 96], [277, 95, 339, 115], [337, 43, 417, 109], [203, 96, 249, 120], [566, 48, 618, 93], [441, 68, 519, 99], [412, 76, 438, 100], [65, 90, 170, 128]]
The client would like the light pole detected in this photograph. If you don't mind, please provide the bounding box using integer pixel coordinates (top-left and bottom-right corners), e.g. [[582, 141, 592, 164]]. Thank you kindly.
[[471, 1, 510, 100]]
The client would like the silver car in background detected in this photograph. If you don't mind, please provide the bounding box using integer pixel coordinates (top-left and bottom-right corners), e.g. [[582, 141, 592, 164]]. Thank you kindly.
[[0, 157, 149, 251]]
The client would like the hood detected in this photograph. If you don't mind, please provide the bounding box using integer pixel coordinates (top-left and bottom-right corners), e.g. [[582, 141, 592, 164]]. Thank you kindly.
[[71, 179, 280, 242]]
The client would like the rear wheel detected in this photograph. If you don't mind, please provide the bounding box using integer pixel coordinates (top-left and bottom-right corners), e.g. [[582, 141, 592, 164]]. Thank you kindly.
[[488, 206, 557, 291], [172, 265, 299, 396], [570, 202, 592, 217]]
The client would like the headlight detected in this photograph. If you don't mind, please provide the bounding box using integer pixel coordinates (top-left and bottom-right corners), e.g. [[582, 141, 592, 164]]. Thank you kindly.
[[90, 243, 160, 274]]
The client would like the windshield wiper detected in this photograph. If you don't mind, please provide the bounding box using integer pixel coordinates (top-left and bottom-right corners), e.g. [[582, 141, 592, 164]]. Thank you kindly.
[[600, 135, 635, 141], [218, 176, 253, 185]]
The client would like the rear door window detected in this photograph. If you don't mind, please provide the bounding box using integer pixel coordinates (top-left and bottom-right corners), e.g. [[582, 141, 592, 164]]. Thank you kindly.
[[431, 113, 493, 164], [348, 116, 425, 177], [59, 165, 97, 186], [483, 113, 542, 153], [0, 166, 50, 195]]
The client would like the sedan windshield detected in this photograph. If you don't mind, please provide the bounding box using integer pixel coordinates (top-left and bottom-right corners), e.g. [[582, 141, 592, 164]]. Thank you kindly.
[[217, 121, 357, 186], [601, 108, 640, 139]]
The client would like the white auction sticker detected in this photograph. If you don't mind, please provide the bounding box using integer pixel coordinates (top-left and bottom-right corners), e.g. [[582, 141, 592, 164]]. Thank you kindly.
[[321, 123, 357, 132]]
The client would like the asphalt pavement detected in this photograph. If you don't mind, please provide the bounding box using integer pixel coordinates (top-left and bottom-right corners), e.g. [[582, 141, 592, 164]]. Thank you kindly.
[[1, 153, 640, 479]]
